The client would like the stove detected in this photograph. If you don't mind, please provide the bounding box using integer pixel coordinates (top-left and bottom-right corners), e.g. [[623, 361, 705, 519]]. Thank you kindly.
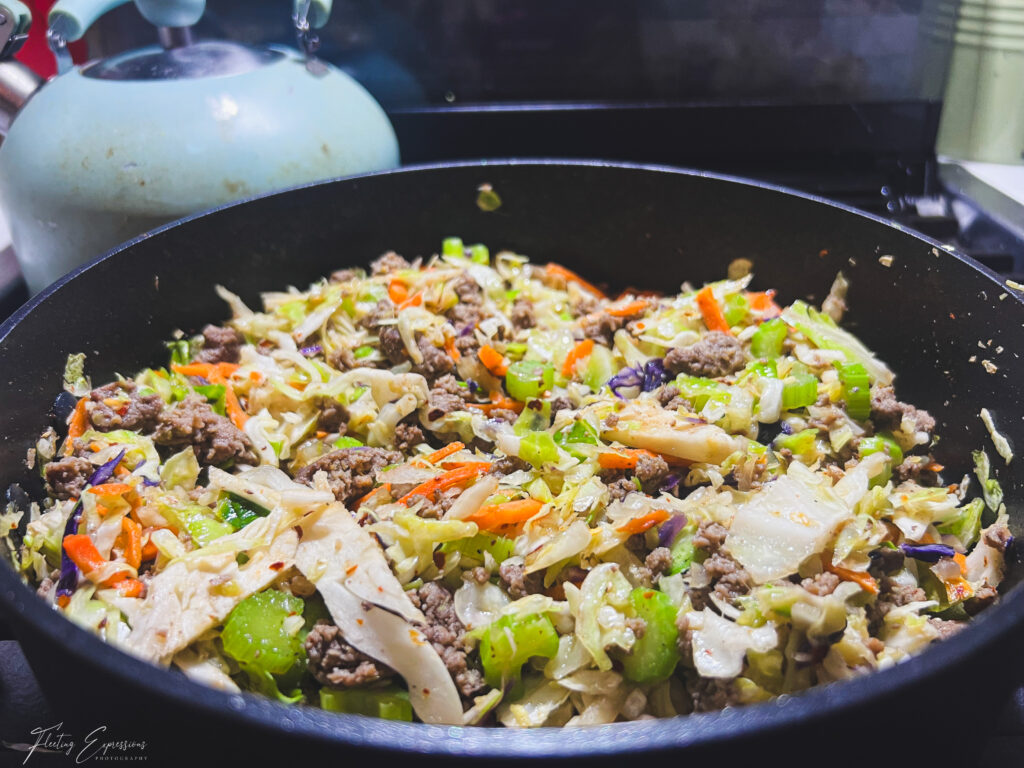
[[1, 98, 1024, 763]]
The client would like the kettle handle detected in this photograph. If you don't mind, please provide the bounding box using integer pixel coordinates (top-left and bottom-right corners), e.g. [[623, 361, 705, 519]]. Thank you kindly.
[[0, 0, 32, 60], [48, 0, 131, 42], [293, 0, 332, 29]]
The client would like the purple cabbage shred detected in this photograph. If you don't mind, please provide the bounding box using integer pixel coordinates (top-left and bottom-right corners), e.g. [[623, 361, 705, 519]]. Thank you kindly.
[[899, 543, 956, 562], [55, 449, 127, 601], [300, 344, 322, 357], [88, 449, 126, 486], [658, 514, 688, 548], [608, 367, 643, 398], [642, 358, 669, 392]]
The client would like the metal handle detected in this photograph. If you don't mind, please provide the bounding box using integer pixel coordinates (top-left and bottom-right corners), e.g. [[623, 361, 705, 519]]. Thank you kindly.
[[0, 59, 42, 136], [0, 0, 32, 61]]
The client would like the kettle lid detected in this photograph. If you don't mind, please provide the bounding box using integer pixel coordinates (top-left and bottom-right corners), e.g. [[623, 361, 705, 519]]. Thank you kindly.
[[80, 40, 285, 81]]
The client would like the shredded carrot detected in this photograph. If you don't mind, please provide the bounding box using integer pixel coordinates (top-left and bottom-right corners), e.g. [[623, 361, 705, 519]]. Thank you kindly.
[[617, 509, 671, 536], [440, 461, 492, 472], [466, 498, 545, 532], [696, 285, 731, 333], [62, 534, 129, 586], [398, 291, 424, 310], [65, 397, 90, 454], [87, 483, 132, 497], [118, 517, 142, 570], [95, 504, 111, 518], [746, 290, 781, 314], [315, 430, 328, 439], [354, 483, 391, 509], [926, 462, 945, 473], [288, 380, 309, 392], [388, 278, 409, 304], [954, 552, 967, 575], [823, 556, 879, 595], [607, 299, 649, 318], [466, 394, 524, 414], [426, 442, 465, 464], [398, 465, 487, 505], [171, 362, 239, 379], [110, 578, 144, 598], [223, 381, 249, 429], [478, 345, 509, 377], [444, 335, 462, 363], [545, 263, 607, 299], [598, 448, 689, 470], [561, 338, 594, 378], [140, 532, 158, 562]]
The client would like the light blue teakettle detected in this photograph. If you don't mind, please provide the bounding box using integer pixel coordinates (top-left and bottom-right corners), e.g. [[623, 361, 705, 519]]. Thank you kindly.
[[0, 0, 399, 294]]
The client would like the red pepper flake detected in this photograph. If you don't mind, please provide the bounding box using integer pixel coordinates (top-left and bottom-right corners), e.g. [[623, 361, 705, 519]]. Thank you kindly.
[[819, 249, 829, 258], [269, 561, 285, 571], [949, 313, 956, 320], [346, 564, 358, 575]]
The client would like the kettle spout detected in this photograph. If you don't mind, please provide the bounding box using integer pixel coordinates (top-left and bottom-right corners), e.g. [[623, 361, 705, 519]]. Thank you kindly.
[[0, 60, 41, 137]]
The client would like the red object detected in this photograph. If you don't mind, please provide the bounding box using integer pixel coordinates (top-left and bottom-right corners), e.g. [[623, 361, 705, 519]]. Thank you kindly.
[[15, 0, 90, 78]]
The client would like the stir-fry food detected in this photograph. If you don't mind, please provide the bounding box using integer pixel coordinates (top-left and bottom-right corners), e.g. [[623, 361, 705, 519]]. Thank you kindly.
[[3, 241, 1012, 726]]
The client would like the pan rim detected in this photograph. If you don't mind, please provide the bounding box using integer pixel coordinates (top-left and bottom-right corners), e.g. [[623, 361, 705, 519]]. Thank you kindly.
[[1, 159, 1022, 757]]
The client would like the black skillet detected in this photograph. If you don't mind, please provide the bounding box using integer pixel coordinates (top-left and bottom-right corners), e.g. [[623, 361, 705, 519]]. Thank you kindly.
[[1, 161, 1022, 765]]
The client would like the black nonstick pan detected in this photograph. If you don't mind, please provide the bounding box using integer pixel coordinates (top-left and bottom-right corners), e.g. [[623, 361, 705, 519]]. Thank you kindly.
[[1, 161, 1022, 765]]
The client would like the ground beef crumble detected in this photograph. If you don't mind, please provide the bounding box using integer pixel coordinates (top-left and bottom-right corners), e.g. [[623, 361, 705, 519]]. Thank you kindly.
[[86, 381, 164, 433], [195, 324, 244, 365], [664, 331, 746, 379], [870, 385, 936, 434], [153, 394, 255, 467], [294, 446, 401, 505], [409, 581, 485, 698], [499, 561, 544, 599], [43, 456, 94, 500], [305, 620, 392, 687]]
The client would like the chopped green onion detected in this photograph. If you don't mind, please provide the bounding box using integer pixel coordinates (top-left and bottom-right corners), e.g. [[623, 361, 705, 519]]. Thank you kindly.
[[513, 401, 551, 436], [520, 431, 560, 467], [668, 526, 696, 575], [223, 590, 305, 675], [354, 345, 374, 359], [750, 318, 788, 359], [674, 375, 730, 411], [723, 293, 749, 326], [193, 383, 226, 416], [858, 433, 903, 486], [346, 386, 368, 405], [476, 185, 503, 212], [440, 532, 516, 564], [504, 342, 528, 360], [781, 372, 817, 410], [506, 359, 554, 402], [478, 613, 558, 697], [619, 588, 681, 683], [218, 492, 272, 531], [773, 428, 820, 463], [333, 436, 363, 449], [442, 237, 464, 257], [836, 361, 871, 421], [166, 340, 191, 367], [320, 687, 412, 721], [469, 243, 490, 264]]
